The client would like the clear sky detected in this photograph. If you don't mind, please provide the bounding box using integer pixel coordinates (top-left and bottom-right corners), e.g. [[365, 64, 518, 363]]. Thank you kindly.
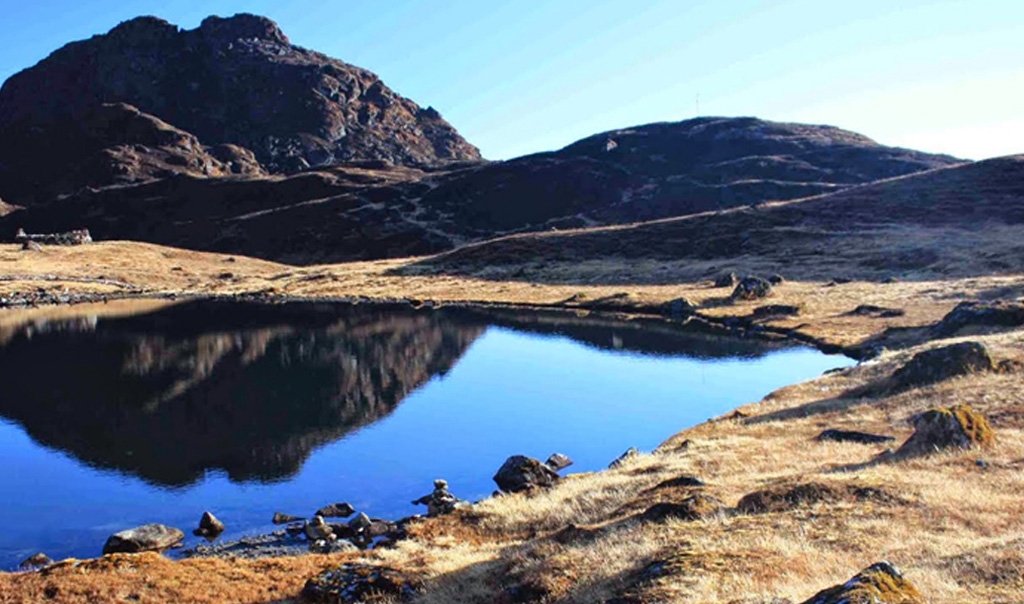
[[0, 0, 1021, 161]]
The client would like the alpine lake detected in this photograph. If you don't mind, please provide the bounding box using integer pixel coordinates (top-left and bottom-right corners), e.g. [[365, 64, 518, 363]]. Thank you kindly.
[[0, 299, 855, 568]]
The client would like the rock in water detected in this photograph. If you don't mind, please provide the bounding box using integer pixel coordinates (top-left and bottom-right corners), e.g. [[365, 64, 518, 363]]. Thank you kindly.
[[411, 479, 461, 517], [731, 276, 773, 300], [302, 563, 418, 603], [315, 502, 356, 518], [102, 523, 184, 554], [894, 404, 994, 458], [799, 561, 924, 604], [304, 516, 334, 541], [891, 342, 994, 390], [493, 455, 561, 493], [273, 512, 303, 525], [193, 511, 225, 537], [545, 453, 574, 471]]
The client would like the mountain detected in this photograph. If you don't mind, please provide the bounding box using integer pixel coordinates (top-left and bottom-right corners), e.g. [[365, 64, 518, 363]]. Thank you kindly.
[[411, 155, 1024, 282], [0, 116, 962, 263], [0, 14, 964, 263], [0, 14, 481, 204]]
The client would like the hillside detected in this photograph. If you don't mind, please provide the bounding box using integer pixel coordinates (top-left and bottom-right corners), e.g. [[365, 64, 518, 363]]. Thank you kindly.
[[0, 14, 481, 204], [411, 155, 1024, 283], [0, 115, 961, 263]]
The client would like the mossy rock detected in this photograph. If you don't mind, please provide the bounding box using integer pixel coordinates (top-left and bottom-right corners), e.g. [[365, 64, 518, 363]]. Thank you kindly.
[[640, 493, 725, 522], [894, 403, 994, 458], [800, 561, 923, 604], [737, 482, 899, 515], [890, 342, 994, 390]]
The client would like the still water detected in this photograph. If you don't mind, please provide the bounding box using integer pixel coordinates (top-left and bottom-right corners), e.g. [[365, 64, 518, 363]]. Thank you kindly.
[[0, 300, 853, 568]]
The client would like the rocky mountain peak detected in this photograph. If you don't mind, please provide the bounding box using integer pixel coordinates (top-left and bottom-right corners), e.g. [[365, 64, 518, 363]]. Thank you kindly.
[[0, 13, 481, 204], [197, 13, 290, 46]]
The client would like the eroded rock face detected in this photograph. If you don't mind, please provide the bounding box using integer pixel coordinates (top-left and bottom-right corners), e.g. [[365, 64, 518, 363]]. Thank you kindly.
[[102, 523, 184, 554], [493, 455, 560, 493], [799, 561, 924, 604], [302, 563, 418, 603], [891, 342, 995, 390], [894, 404, 994, 458]]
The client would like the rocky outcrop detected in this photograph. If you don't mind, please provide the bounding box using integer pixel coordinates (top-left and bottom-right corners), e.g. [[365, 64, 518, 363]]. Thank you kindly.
[[893, 404, 994, 458], [102, 523, 185, 554], [493, 455, 561, 493], [302, 563, 418, 603], [891, 342, 995, 390], [731, 276, 773, 300], [932, 300, 1024, 337], [737, 483, 899, 514], [14, 227, 92, 245], [640, 493, 724, 522], [545, 453, 574, 471], [0, 14, 480, 204], [799, 561, 924, 604]]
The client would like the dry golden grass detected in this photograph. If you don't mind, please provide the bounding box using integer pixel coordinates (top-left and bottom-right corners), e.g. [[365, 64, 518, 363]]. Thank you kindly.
[[1, 242, 1023, 602]]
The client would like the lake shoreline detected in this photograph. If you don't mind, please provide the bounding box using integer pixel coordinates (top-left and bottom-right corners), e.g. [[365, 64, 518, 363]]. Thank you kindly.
[[1, 242, 1022, 602]]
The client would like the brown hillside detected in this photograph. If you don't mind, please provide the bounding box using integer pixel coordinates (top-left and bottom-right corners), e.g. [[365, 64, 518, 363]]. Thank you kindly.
[[412, 155, 1024, 283]]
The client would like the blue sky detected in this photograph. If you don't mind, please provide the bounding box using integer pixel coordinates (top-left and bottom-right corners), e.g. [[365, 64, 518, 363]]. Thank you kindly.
[[0, 0, 1021, 160]]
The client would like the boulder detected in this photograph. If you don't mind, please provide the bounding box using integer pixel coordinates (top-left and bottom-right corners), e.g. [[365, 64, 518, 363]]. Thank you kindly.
[[304, 516, 334, 541], [273, 512, 304, 525], [18, 552, 53, 569], [932, 300, 1024, 337], [102, 523, 184, 554], [799, 561, 923, 604], [731, 276, 773, 300], [767, 273, 785, 285], [715, 272, 739, 288], [21, 240, 42, 252], [493, 455, 560, 493], [891, 342, 994, 390], [662, 297, 697, 318], [894, 404, 994, 458], [348, 512, 372, 531], [309, 538, 359, 555], [315, 502, 356, 518], [193, 511, 225, 537], [815, 429, 895, 445], [640, 493, 724, 522], [545, 453, 574, 472], [608, 447, 640, 469], [302, 563, 418, 603]]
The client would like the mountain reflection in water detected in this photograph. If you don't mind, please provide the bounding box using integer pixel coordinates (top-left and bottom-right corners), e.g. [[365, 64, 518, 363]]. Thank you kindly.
[[0, 301, 791, 488]]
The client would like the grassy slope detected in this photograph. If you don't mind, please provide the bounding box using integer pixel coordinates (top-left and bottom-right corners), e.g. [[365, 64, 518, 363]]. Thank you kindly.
[[1, 158, 1023, 602]]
